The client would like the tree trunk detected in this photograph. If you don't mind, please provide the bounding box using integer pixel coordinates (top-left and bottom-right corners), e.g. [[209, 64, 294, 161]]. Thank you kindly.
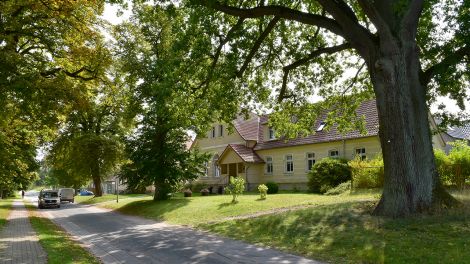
[[369, 37, 459, 217], [153, 180, 171, 201], [91, 163, 103, 197]]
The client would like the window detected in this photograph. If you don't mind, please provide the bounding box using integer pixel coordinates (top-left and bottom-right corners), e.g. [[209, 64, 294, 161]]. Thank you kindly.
[[355, 148, 366, 160], [316, 121, 326, 132], [306, 152, 315, 171], [329, 150, 339, 158], [285, 154, 294, 173], [211, 127, 216, 138], [238, 163, 245, 173], [213, 154, 220, 177], [214, 165, 220, 177], [268, 127, 275, 140], [266, 156, 273, 174], [219, 125, 223, 137], [203, 162, 208, 176]]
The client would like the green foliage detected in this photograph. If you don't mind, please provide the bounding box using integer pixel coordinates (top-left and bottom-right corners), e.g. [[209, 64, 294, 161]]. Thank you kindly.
[[349, 156, 385, 189], [324, 181, 351, 196], [225, 177, 245, 203], [308, 158, 351, 194], [258, 184, 268, 199], [434, 149, 454, 185], [265, 182, 279, 194], [189, 182, 208, 193], [435, 141, 470, 188], [114, 5, 219, 201], [0, 0, 109, 195]]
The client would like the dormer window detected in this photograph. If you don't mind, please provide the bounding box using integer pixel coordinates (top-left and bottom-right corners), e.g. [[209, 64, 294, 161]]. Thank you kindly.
[[268, 127, 275, 140], [316, 121, 326, 132], [219, 125, 223, 137]]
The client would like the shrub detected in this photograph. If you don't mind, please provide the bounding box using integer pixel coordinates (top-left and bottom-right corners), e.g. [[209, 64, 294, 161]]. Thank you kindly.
[[324, 181, 351, 195], [447, 141, 470, 188], [308, 158, 351, 193], [183, 189, 192, 197], [190, 181, 207, 192], [265, 182, 279, 194], [258, 184, 268, 199], [349, 156, 384, 189], [200, 188, 210, 196], [435, 149, 453, 185], [225, 177, 245, 203]]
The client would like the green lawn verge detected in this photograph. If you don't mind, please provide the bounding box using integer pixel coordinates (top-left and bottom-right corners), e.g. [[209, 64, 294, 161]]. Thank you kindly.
[[75, 193, 150, 205], [25, 203, 100, 264], [98, 190, 379, 226], [201, 190, 470, 264], [0, 198, 13, 229]]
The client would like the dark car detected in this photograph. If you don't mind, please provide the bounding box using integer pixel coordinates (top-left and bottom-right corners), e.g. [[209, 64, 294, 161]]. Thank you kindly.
[[79, 189, 94, 196], [38, 189, 60, 209]]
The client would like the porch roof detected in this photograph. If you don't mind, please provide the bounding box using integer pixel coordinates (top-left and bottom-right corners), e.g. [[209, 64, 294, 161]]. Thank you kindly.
[[219, 144, 265, 164]]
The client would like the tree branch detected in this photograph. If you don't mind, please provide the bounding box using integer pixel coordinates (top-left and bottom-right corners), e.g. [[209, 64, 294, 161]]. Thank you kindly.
[[236, 16, 280, 78], [420, 45, 470, 87], [401, 0, 424, 41], [198, 0, 345, 37], [195, 17, 245, 94], [278, 42, 352, 102]]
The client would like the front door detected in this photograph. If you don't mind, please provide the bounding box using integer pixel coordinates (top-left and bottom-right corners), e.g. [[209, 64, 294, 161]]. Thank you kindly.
[[228, 163, 237, 177]]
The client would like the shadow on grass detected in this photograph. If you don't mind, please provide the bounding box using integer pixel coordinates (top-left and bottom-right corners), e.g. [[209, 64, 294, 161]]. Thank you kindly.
[[204, 199, 470, 264], [117, 197, 191, 221]]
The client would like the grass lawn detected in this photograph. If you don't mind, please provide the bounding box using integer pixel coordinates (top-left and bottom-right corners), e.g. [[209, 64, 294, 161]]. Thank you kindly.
[[25, 203, 100, 264], [75, 193, 151, 204], [201, 190, 470, 264], [0, 198, 13, 229], [99, 190, 379, 226]]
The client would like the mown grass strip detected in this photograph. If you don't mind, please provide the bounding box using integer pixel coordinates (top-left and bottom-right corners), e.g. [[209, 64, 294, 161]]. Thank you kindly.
[[201, 192, 470, 264], [0, 198, 13, 230], [25, 203, 101, 264]]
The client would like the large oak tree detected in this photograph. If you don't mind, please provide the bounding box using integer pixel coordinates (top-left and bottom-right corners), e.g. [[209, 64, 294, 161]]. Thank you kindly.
[[184, 0, 469, 217]]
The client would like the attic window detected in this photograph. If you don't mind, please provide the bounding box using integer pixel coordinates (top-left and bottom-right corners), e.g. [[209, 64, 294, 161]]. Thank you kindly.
[[268, 127, 275, 140], [316, 121, 326, 132]]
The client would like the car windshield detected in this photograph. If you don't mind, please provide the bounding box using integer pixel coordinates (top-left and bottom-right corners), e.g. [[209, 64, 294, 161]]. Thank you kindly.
[[42, 192, 58, 198]]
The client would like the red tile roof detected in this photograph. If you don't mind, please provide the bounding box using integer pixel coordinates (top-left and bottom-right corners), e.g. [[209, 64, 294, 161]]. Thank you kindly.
[[254, 100, 379, 150], [234, 115, 260, 141], [222, 144, 265, 163]]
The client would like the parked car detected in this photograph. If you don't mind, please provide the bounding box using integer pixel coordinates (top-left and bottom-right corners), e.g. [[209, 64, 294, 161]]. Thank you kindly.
[[38, 189, 60, 209], [79, 189, 94, 196], [59, 188, 75, 203]]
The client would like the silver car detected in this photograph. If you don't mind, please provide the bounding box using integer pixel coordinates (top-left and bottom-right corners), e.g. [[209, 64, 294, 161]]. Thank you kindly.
[[38, 189, 60, 209]]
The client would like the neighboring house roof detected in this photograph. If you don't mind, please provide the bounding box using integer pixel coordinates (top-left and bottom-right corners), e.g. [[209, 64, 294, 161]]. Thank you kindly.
[[254, 100, 379, 150], [446, 123, 470, 140], [220, 144, 265, 163]]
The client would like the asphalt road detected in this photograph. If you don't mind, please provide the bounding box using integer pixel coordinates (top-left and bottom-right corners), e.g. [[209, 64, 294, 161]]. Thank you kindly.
[[25, 191, 322, 264]]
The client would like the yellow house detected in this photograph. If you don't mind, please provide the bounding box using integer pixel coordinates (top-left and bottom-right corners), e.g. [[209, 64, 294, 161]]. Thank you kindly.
[[191, 100, 446, 190]]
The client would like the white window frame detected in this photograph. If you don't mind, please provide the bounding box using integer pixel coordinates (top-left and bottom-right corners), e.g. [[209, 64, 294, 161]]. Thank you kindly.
[[355, 147, 366, 160], [265, 156, 273, 174], [316, 121, 326, 132], [268, 127, 275, 140], [306, 152, 315, 171], [285, 154, 294, 173], [203, 162, 209, 177], [218, 125, 223, 137], [329, 149, 339, 158]]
